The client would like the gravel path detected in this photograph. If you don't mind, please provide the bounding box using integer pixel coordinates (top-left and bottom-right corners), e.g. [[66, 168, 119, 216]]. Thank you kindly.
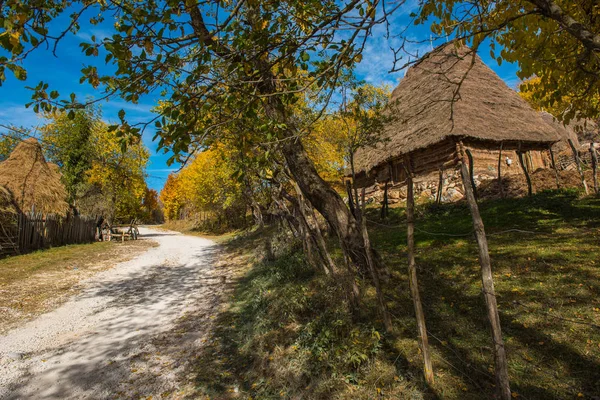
[[0, 227, 225, 399]]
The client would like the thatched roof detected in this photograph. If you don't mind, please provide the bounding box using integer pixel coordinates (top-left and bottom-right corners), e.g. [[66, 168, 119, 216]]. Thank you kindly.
[[540, 112, 580, 152], [354, 43, 560, 174], [0, 138, 68, 214]]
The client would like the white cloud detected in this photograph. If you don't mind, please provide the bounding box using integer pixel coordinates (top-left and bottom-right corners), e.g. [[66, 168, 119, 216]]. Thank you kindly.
[[0, 103, 45, 130]]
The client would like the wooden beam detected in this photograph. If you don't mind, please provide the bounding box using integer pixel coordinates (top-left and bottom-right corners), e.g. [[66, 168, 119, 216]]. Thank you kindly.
[[548, 144, 561, 189], [568, 139, 589, 195], [591, 143, 598, 194], [517, 143, 533, 196], [405, 156, 434, 385], [497, 142, 504, 198], [457, 140, 512, 400]]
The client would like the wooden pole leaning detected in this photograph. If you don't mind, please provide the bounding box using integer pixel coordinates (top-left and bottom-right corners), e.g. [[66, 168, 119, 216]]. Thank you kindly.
[[517, 142, 532, 196], [404, 156, 434, 385], [457, 140, 511, 400], [548, 144, 561, 189], [568, 139, 589, 195], [590, 143, 598, 194], [497, 142, 504, 198]]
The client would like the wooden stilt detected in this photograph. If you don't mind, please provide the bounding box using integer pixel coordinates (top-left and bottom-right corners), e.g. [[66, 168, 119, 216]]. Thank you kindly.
[[435, 169, 444, 205], [568, 139, 589, 195], [548, 144, 561, 189], [405, 157, 434, 385], [457, 141, 512, 400], [360, 187, 393, 333], [465, 148, 478, 200], [497, 142, 504, 198], [590, 143, 598, 194], [517, 143, 532, 196]]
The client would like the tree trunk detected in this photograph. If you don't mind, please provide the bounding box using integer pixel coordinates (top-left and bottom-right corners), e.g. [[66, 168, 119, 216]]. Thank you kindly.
[[497, 142, 504, 198], [590, 143, 598, 194], [458, 141, 511, 400], [346, 180, 357, 218], [548, 144, 561, 189], [568, 139, 589, 194], [281, 138, 374, 274], [406, 159, 434, 385], [292, 181, 336, 276]]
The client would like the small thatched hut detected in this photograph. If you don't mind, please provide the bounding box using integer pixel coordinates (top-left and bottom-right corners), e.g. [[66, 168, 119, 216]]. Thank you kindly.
[[0, 138, 69, 215], [353, 43, 561, 202]]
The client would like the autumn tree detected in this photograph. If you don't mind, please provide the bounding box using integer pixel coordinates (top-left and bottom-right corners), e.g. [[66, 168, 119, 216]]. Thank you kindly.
[[41, 108, 97, 208], [0, 0, 409, 274], [0, 125, 31, 161]]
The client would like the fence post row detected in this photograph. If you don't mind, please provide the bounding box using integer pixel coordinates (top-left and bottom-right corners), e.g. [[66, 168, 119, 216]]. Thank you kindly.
[[6, 212, 97, 255]]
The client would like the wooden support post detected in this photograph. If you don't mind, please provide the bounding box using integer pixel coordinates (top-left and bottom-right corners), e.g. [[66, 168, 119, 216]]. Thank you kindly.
[[380, 180, 389, 220], [497, 142, 505, 198], [457, 141, 512, 400], [568, 139, 589, 195], [360, 187, 393, 333], [591, 143, 598, 194], [405, 157, 434, 385], [517, 143, 532, 196], [548, 145, 561, 189], [465, 148, 478, 200], [435, 169, 444, 205]]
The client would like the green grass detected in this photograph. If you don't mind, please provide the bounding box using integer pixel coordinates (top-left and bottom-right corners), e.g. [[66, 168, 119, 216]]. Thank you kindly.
[[185, 190, 600, 399]]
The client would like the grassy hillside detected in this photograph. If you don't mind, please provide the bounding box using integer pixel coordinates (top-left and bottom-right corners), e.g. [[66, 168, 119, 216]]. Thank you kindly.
[[188, 190, 600, 399]]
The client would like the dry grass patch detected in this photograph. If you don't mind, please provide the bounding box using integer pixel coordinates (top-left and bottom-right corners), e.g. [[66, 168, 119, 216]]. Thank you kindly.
[[0, 239, 156, 333]]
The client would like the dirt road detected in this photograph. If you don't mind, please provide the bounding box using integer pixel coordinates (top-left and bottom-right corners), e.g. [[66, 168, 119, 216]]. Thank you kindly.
[[0, 228, 225, 399]]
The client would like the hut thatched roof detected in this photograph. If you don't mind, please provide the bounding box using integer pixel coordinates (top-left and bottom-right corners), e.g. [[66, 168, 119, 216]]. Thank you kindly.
[[354, 43, 560, 174], [540, 112, 580, 152], [0, 138, 69, 214]]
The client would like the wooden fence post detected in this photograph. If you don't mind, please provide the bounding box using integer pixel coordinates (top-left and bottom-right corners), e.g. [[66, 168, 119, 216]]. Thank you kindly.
[[465, 148, 478, 200], [360, 187, 393, 333], [548, 145, 561, 189], [435, 169, 444, 205], [457, 141, 512, 400], [568, 139, 589, 195], [405, 157, 434, 385], [380, 180, 389, 220], [517, 143, 532, 196], [497, 142, 504, 198], [590, 143, 598, 194]]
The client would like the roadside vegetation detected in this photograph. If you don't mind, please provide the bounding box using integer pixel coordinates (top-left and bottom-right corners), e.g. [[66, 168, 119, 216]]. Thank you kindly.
[[188, 190, 599, 399], [0, 239, 155, 333]]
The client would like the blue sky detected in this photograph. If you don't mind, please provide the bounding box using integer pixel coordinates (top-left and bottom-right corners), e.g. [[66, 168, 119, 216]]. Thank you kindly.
[[0, 3, 521, 192]]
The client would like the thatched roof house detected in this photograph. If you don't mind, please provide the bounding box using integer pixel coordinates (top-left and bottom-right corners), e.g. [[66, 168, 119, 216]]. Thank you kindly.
[[353, 43, 560, 193], [0, 138, 68, 214]]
